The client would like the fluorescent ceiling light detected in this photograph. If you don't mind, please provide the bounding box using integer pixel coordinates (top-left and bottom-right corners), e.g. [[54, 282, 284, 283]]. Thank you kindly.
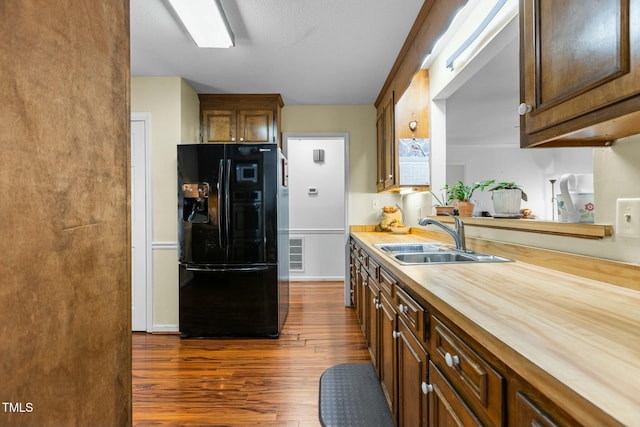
[[167, 0, 235, 48]]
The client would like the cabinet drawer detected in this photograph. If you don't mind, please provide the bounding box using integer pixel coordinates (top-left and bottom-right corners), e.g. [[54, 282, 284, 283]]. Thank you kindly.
[[395, 286, 426, 342], [379, 268, 395, 298], [429, 361, 484, 427], [357, 247, 368, 267], [367, 257, 380, 282], [515, 392, 565, 427], [431, 316, 504, 427]]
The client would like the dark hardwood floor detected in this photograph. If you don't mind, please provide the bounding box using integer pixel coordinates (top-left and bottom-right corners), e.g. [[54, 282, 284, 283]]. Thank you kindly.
[[132, 281, 370, 426]]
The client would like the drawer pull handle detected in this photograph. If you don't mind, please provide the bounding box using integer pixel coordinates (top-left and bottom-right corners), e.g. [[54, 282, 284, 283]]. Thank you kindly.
[[398, 303, 408, 314], [421, 382, 433, 395], [392, 331, 401, 339], [445, 352, 460, 368]]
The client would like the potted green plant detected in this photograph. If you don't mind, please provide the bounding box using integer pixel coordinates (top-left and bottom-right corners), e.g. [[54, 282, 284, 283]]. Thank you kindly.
[[429, 190, 455, 216], [445, 180, 494, 217], [489, 181, 527, 217]]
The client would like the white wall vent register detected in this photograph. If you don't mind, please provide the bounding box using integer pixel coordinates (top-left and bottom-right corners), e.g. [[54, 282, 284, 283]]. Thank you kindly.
[[289, 237, 305, 271]]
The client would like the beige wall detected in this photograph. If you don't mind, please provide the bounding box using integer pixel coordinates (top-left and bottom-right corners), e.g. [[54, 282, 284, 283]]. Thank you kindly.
[[131, 77, 199, 328], [0, 1, 131, 426], [282, 105, 400, 226], [136, 102, 395, 327], [133, 85, 640, 331]]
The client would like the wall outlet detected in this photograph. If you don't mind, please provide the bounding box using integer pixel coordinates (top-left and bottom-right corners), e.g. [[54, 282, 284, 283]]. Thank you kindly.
[[616, 198, 640, 238], [372, 199, 380, 210]]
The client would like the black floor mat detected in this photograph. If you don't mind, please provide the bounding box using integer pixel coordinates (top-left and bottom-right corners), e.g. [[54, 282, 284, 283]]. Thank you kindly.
[[319, 363, 394, 427]]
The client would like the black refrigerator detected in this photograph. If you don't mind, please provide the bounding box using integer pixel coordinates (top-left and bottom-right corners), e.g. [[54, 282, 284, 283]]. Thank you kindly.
[[177, 144, 289, 338]]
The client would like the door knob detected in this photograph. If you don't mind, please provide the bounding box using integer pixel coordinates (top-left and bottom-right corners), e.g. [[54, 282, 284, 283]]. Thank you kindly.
[[518, 103, 532, 115]]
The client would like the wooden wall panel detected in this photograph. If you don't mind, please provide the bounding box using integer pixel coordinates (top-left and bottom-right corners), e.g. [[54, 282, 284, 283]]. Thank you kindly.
[[0, 1, 131, 426]]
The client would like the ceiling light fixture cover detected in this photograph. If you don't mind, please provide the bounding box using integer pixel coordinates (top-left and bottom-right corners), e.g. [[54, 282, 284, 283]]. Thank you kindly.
[[167, 0, 235, 48]]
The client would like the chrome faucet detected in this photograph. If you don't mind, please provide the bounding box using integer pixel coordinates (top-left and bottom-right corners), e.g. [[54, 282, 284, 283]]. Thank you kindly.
[[418, 214, 467, 252]]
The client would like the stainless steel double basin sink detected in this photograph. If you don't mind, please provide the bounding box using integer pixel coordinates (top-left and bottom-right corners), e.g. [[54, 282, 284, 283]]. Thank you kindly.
[[374, 242, 512, 265]]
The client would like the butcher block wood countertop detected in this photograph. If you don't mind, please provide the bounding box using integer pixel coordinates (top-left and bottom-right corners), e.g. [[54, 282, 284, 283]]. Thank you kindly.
[[350, 230, 640, 427]]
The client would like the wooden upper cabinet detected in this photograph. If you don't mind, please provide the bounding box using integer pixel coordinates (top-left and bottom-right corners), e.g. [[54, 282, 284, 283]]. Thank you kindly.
[[238, 109, 274, 143], [520, 0, 640, 147], [376, 69, 431, 193], [376, 91, 396, 191], [202, 109, 236, 143], [199, 94, 283, 145]]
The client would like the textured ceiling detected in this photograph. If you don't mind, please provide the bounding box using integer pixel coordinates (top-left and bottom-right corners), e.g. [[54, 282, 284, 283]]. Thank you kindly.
[[131, 0, 425, 105]]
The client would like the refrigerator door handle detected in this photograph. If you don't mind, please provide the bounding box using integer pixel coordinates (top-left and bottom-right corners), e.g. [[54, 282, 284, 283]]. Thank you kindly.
[[225, 158, 232, 258], [184, 265, 272, 272], [218, 159, 224, 249]]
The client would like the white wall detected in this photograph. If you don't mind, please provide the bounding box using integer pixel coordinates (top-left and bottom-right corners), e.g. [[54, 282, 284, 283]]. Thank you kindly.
[[287, 136, 346, 280], [447, 145, 593, 220], [423, 0, 640, 264], [282, 105, 401, 226]]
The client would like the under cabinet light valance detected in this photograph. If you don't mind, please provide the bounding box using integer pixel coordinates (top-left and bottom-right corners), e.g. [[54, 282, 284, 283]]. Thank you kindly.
[[446, 0, 508, 70], [167, 0, 235, 48]]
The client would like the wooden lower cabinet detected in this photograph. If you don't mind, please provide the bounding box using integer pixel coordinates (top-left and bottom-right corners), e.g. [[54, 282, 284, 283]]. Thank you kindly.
[[397, 317, 429, 427], [367, 279, 381, 369], [379, 292, 397, 417], [431, 316, 504, 426], [350, 238, 619, 427], [514, 392, 563, 427], [429, 361, 484, 427], [359, 267, 369, 338]]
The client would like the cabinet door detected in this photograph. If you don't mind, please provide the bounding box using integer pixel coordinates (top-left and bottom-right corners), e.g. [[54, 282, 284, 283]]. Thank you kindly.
[[238, 109, 274, 143], [349, 245, 356, 307], [353, 258, 362, 324], [367, 280, 380, 369], [379, 293, 397, 419], [202, 109, 236, 143], [398, 318, 428, 427], [376, 91, 395, 191], [520, 0, 640, 146], [382, 94, 395, 189], [429, 361, 485, 427], [431, 316, 504, 426], [358, 268, 369, 337], [376, 109, 386, 191]]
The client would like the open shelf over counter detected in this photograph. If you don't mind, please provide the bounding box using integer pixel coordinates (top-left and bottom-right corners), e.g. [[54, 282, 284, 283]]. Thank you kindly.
[[431, 216, 612, 240]]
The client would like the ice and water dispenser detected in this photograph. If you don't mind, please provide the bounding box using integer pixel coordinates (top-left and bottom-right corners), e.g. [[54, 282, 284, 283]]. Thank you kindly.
[[182, 182, 210, 223]]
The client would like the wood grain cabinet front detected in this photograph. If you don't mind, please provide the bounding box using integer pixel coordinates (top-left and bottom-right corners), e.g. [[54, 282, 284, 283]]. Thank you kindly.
[[397, 317, 429, 427], [367, 277, 381, 369], [396, 285, 427, 343], [514, 392, 565, 427], [431, 316, 504, 427], [376, 90, 396, 191], [379, 291, 397, 417], [349, 235, 628, 427], [520, 0, 640, 147], [199, 94, 283, 145], [429, 361, 485, 427]]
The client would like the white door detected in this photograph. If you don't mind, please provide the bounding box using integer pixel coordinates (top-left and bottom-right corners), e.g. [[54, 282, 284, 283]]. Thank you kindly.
[[285, 135, 348, 283], [131, 118, 149, 331]]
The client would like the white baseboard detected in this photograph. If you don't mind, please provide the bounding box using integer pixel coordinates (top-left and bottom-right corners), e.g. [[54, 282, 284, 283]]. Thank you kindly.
[[151, 324, 180, 333], [289, 276, 345, 281]]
